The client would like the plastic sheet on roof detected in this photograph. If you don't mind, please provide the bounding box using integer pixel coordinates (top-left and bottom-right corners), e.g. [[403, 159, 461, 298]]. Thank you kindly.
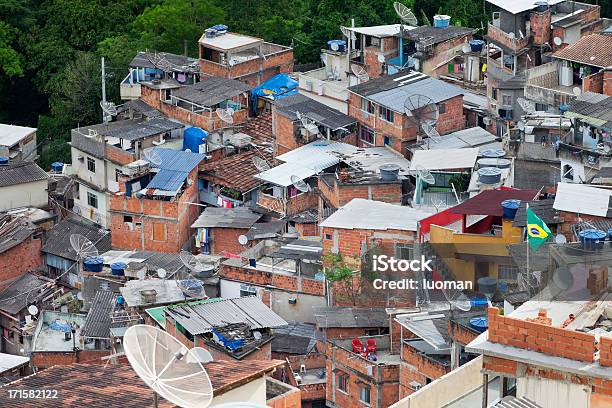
[[251, 73, 298, 113]]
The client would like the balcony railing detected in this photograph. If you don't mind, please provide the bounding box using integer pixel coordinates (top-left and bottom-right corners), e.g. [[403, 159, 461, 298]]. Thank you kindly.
[[487, 24, 530, 52]]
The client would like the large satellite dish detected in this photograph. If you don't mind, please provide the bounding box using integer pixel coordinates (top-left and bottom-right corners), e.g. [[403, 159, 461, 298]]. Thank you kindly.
[[441, 283, 472, 312], [123, 325, 213, 408], [296, 111, 320, 136], [340, 26, 356, 41], [394, 1, 418, 26], [415, 164, 435, 185], [252, 156, 271, 172], [100, 101, 118, 117], [142, 148, 162, 166], [216, 108, 235, 126], [180, 251, 215, 278], [290, 175, 311, 192], [350, 64, 370, 82], [70, 234, 99, 259], [421, 122, 441, 144], [517, 97, 536, 115], [404, 94, 439, 142]]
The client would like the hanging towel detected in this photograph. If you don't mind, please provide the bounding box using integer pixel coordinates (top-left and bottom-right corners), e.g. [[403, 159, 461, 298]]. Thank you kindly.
[[177, 73, 187, 83], [217, 196, 223, 207], [448, 63, 454, 73]]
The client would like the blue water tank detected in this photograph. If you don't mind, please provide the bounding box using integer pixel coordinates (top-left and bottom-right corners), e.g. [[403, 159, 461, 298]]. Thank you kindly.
[[183, 127, 208, 153], [116, 295, 125, 305], [0, 157, 9, 166], [211, 24, 228, 33], [481, 149, 506, 159], [470, 296, 488, 307], [110, 262, 127, 276], [83, 256, 104, 272], [579, 229, 607, 250], [433, 15, 451, 28], [478, 167, 502, 184], [327, 40, 346, 53], [469, 40, 484, 52], [478, 276, 498, 295], [501, 199, 521, 219], [51, 162, 64, 172], [469, 316, 488, 333]]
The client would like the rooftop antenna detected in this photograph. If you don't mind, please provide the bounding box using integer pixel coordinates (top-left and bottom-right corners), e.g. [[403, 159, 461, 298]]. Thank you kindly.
[[404, 94, 439, 143], [296, 111, 321, 138], [123, 325, 213, 408], [100, 57, 117, 123], [350, 64, 370, 83], [517, 97, 536, 115], [290, 175, 311, 193], [394, 2, 418, 26], [142, 148, 162, 166], [180, 251, 215, 278], [252, 156, 271, 172]]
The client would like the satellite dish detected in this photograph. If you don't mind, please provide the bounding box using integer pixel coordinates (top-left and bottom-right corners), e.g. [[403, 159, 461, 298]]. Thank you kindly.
[[238, 235, 248, 245], [404, 94, 439, 142], [176, 279, 205, 298], [142, 148, 162, 166], [552, 266, 574, 291], [137, 269, 147, 280], [350, 64, 370, 82], [123, 325, 213, 408], [415, 164, 435, 185], [253, 331, 262, 341], [70, 234, 99, 259], [252, 156, 271, 172], [377, 54, 386, 63], [28, 305, 39, 316], [157, 268, 167, 279], [421, 123, 441, 143], [517, 97, 536, 114], [394, 1, 418, 26], [572, 87, 582, 96], [441, 284, 472, 312], [553, 36, 562, 46], [180, 251, 213, 277], [331, 42, 339, 51], [188, 347, 214, 364], [216, 108, 234, 126], [461, 42, 471, 53], [290, 175, 311, 192], [297, 111, 320, 136], [517, 121, 525, 131], [100, 101, 118, 117], [340, 26, 356, 41], [554, 234, 567, 244]]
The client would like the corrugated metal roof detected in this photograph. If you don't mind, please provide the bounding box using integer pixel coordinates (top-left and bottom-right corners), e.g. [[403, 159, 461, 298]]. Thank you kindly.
[[319, 198, 431, 231], [146, 169, 187, 191], [395, 314, 450, 350], [348, 24, 405, 37], [0, 352, 29, 373], [101, 118, 183, 141], [274, 94, 357, 130], [0, 162, 48, 187], [172, 76, 251, 107], [165, 296, 287, 335], [191, 207, 262, 229], [409, 148, 479, 170], [553, 182, 612, 217], [152, 148, 204, 172], [81, 290, 114, 339], [256, 161, 319, 187], [314, 307, 388, 328], [491, 396, 543, 408], [41, 218, 111, 261], [0, 124, 36, 147], [0, 273, 52, 315]]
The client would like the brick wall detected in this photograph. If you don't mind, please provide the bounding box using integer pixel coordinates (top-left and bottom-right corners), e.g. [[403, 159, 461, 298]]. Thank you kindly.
[[557, 211, 609, 241], [603, 71, 612, 96], [400, 341, 449, 384], [220, 264, 326, 296], [267, 381, 302, 408], [31, 350, 110, 369], [105, 145, 136, 165], [258, 191, 317, 217], [140, 85, 162, 109], [210, 227, 250, 256], [530, 10, 552, 45], [449, 321, 478, 345], [274, 110, 299, 155], [600, 336, 612, 367], [482, 355, 518, 376], [318, 176, 402, 209], [487, 307, 596, 363], [295, 222, 318, 238], [0, 235, 42, 290], [583, 71, 604, 94]]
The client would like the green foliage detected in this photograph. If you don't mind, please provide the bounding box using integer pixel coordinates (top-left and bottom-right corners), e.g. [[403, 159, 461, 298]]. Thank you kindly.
[[323, 253, 354, 282], [448, 173, 471, 192]]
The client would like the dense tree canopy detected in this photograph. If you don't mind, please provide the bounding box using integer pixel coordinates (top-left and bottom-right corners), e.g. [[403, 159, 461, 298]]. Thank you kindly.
[[0, 0, 610, 167]]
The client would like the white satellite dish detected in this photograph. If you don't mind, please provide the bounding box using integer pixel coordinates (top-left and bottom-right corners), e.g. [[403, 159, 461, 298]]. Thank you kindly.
[[572, 86, 582, 96], [290, 175, 311, 192], [554, 234, 567, 244], [238, 235, 248, 245], [297, 111, 320, 136], [137, 269, 147, 280], [421, 122, 441, 143], [70, 234, 99, 259], [377, 54, 386, 63], [157, 268, 167, 279], [188, 347, 214, 364], [350, 64, 370, 82], [123, 325, 213, 408], [553, 36, 562, 46], [330, 42, 339, 51], [28, 305, 39, 316], [517, 97, 536, 114], [216, 108, 235, 126], [176, 279, 205, 298], [415, 164, 435, 185], [340, 26, 356, 41], [461, 42, 471, 53], [517, 121, 525, 131], [142, 148, 162, 166], [180, 251, 214, 277], [100, 100, 118, 117], [441, 284, 472, 312], [394, 1, 418, 26], [252, 156, 271, 172]]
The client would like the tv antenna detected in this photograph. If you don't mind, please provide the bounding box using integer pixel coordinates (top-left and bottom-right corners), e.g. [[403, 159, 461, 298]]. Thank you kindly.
[[394, 2, 418, 26], [252, 156, 271, 172], [216, 107, 234, 128], [180, 251, 215, 278], [142, 148, 162, 166], [517, 97, 536, 115], [290, 175, 311, 192], [404, 94, 439, 143], [350, 64, 370, 82], [123, 325, 213, 408], [296, 111, 320, 137]]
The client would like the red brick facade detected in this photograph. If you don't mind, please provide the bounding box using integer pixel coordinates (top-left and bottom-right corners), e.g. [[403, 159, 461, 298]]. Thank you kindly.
[[220, 264, 326, 296], [0, 235, 42, 290], [318, 176, 402, 209], [31, 350, 110, 369], [258, 191, 317, 218], [600, 336, 612, 367], [399, 341, 449, 398], [208, 227, 250, 256]]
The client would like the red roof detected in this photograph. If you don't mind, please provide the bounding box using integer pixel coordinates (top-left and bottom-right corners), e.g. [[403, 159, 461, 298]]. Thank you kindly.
[[450, 189, 539, 216], [200, 149, 274, 192], [241, 112, 273, 146]]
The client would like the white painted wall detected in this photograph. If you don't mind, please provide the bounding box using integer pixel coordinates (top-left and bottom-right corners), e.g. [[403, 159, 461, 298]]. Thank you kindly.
[[560, 158, 586, 183], [0, 180, 48, 211], [517, 376, 590, 408], [74, 181, 110, 228], [211, 376, 267, 406], [71, 146, 107, 189]]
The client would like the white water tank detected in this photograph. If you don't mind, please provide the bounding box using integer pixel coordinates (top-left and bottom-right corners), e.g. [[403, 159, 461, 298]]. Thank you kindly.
[[559, 66, 573, 87]]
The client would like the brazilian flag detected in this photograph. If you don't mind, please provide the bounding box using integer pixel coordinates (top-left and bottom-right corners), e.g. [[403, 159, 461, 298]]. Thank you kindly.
[[527, 207, 551, 251]]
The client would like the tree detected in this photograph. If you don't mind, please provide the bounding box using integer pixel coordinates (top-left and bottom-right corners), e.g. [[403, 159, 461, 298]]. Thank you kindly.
[[323, 252, 361, 306]]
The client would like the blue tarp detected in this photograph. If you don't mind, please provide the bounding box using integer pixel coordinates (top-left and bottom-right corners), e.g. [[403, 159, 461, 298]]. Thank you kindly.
[[251, 73, 298, 113], [183, 127, 208, 153]]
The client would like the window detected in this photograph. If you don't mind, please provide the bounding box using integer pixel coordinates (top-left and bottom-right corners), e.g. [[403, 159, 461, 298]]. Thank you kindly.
[[384, 135, 391, 146], [87, 192, 98, 209], [360, 127, 375, 145], [562, 164, 574, 180], [438, 103, 446, 114], [240, 284, 257, 297], [115, 169, 122, 182], [535, 103, 548, 112], [337, 373, 349, 393], [325, 233, 332, 240], [87, 157, 96, 173], [379, 106, 394, 123], [361, 99, 375, 114], [502, 94, 513, 106], [75, 183, 80, 200], [491, 88, 497, 101], [359, 386, 371, 405], [152, 223, 167, 241], [123, 215, 133, 223], [498, 264, 519, 281]]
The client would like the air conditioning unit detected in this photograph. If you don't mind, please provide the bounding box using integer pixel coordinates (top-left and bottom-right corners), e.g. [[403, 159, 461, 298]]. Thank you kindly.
[[294, 373, 302, 385], [409, 381, 422, 391]]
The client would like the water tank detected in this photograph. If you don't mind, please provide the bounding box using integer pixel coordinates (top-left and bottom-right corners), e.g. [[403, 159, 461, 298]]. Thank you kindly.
[[469, 39, 485, 52], [501, 199, 521, 219], [579, 229, 606, 250], [0, 157, 8, 166], [327, 40, 346, 53], [478, 167, 502, 184], [470, 296, 488, 307], [433, 15, 451, 28], [480, 149, 506, 159], [83, 256, 104, 272], [469, 316, 488, 333], [116, 295, 125, 305], [204, 28, 217, 38], [477, 158, 511, 169], [140, 289, 157, 304], [477, 276, 498, 295], [51, 162, 64, 172], [110, 262, 127, 276], [379, 163, 401, 181], [211, 24, 228, 34]]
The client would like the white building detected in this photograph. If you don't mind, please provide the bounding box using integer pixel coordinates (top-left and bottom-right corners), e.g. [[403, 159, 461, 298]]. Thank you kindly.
[[0, 161, 48, 211], [0, 124, 38, 162]]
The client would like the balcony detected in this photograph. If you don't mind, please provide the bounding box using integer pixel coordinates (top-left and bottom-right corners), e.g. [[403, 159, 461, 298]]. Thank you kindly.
[[486, 24, 530, 52], [525, 62, 577, 108], [558, 142, 610, 170]]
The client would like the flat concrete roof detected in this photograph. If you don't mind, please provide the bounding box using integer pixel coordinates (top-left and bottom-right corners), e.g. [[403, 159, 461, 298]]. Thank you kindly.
[[199, 32, 262, 51], [0, 124, 36, 147]]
